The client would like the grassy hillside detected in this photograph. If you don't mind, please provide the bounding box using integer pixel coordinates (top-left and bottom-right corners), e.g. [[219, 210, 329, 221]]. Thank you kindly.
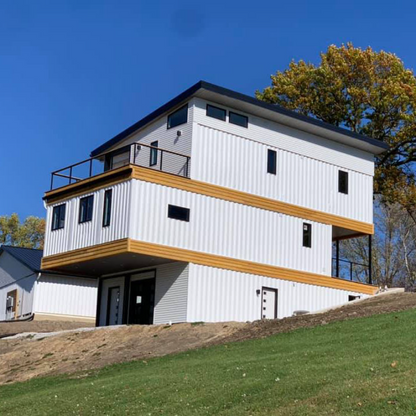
[[1, 309, 416, 415]]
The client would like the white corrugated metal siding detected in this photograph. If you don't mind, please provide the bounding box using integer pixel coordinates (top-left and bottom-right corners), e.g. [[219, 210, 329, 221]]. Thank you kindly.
[[154, 262, 189, 324], [193, 97, 374, 175], [187, 263, 368, 322], [44, 181, 132, 256], [191, 123, 373, 223], [132, 181, 332, 275], [33, 274, 97, 318]]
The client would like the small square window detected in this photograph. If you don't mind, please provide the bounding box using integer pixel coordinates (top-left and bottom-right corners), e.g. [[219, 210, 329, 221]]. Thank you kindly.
[[303, 223, 312, 248], [229, 111, 248, 128], [206, 104, 226, 121], [267, 149, 277, 174], [167, 104, 188, 129], [149, 141, 158, 166], [79, 195, 94, 223], [168, 204, 190, 222], [338, 171, 349, 194], [102, 189, 112, 227], [52, 204, 66, 231]]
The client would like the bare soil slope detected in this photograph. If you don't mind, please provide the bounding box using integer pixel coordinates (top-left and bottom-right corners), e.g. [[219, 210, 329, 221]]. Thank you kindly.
[[0, 292, 414, 385]]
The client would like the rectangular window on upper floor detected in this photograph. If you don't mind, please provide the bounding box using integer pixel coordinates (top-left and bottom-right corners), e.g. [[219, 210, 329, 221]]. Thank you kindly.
[[168, 204, 190, 222], [167, 104, 188, 129], [338, 170, 349, 194], [229, 111, 248, 128], [51, 204, 66, 231], [149, 141, 158, 166], [303, 223, 312, 248], [79, 195, 94, 224], [267, 149, 277, 174], [102, 189, 112, 227], [206, 104, 226, 121]]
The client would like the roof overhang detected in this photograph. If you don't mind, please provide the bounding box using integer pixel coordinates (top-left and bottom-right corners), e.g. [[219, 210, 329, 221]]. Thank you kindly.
[[90, 81, 389, 157]]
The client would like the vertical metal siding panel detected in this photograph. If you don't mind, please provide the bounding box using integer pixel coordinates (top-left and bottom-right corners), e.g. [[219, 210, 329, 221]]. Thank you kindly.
[[187, 264, 369, 323], [131, 182, 331, 276], [192, 97, 374, 175], [153, 262, 189, 324], [191, 124, 373, 224], [44, 181, 132, 256]]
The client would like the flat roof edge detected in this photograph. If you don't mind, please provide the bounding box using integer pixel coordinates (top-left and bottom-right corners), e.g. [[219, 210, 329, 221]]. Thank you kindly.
[[90, 81, 389, 157]]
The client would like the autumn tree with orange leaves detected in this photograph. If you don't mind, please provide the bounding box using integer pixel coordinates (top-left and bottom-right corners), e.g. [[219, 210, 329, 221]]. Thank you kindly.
[[256, 43, 416, 223]]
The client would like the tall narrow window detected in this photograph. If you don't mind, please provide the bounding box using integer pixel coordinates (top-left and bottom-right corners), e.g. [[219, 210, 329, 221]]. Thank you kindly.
[[79, 195, 94, 223], [168, 204, 190, 222], [149, 141, 158, 166], [338, 170, 349, 194], [267, 149, 277, 174], [229, 111, 248, 128], [52, 204, 66, 231], [303, 223, 312, 248], [167, 104, 188, 129], [102, 189, 113, 227]]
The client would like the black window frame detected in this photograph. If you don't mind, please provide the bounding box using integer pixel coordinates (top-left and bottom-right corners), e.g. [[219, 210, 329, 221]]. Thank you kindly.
[[149, 141, 159, 166], [167, 204, 190, 222], [206, 104, 226, 121], [303, 223, 312, 248], [167, 104, 188, 129], [51, 203, 66, 231], [79, 195, 94, 224], [338, 170, 349, 194], [267, 149, 277, 174], [102, 189, 113, 227], [229, 111, 248, 128]]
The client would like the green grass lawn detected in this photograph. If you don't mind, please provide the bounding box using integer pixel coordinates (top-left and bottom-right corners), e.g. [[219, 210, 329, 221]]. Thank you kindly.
[[2, 310, 416, 416]]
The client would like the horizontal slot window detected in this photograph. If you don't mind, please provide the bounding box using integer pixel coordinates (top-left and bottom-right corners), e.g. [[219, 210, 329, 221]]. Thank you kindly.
[[229, 111, 248, 128], [168, 204, 190, 222], [206, 104, 226, 121]]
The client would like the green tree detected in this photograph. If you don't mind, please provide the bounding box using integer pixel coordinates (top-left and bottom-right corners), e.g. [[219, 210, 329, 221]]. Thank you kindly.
[[0, 214, 45, 249], [256, 43, 416, 221]]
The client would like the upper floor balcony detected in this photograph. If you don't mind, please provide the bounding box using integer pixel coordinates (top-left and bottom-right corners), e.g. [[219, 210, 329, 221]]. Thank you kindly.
[[49, 142, 191, 192]]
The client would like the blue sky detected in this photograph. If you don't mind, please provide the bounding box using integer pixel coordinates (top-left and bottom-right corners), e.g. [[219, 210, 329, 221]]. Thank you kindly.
[[1, 0, 415, 219]]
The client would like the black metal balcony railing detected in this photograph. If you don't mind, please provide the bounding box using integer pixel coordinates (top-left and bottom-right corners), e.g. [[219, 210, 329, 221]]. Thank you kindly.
[[49, 143, 191, 191], [332, 257, 370, 283]]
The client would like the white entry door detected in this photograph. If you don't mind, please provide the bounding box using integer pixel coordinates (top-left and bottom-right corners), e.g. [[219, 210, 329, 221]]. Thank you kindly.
[[261, 287, 277, 319]]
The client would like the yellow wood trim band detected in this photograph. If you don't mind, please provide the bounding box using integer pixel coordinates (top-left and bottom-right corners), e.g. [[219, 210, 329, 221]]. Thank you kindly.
[[44, 164, 374, 234], [41, 238, 377, 295]]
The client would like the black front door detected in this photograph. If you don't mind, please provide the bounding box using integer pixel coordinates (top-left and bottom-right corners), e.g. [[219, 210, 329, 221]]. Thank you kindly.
[[128, 278, 155, 324]]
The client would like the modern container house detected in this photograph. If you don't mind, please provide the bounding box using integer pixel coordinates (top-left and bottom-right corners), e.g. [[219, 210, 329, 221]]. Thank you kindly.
[[41, 81, 388, 326]]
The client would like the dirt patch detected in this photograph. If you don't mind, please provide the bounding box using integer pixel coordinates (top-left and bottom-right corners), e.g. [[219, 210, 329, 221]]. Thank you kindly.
[[0, 320, 94, 339], [0, 292, 415, 385]]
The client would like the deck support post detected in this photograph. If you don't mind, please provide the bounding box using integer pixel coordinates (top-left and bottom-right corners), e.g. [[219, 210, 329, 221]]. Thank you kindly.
[[336, 239, 340, 278], [368, 234, 372, 285]]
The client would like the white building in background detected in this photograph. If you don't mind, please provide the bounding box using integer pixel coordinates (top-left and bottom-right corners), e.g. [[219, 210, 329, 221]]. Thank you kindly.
[[40, 81, 388, 326], [0, 246, 97, 322]]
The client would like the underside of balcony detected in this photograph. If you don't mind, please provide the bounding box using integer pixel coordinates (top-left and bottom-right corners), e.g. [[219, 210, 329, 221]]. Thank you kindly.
[[41, 239, 378, 295]]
